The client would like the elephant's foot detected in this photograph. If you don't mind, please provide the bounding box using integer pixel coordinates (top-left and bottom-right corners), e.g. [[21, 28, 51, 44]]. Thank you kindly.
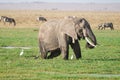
[[41, 53, 47, 59], [47, 55, 53, 59], [75, 53, 82, 59], [63, 57, 69, 60], [76, 56, 82, 59], [62, 53, 69, 60]]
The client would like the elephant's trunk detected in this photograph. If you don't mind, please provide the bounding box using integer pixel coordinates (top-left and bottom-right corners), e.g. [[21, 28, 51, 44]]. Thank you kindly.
[[87, 27, 97, 48], [83, 26, 97, 48]]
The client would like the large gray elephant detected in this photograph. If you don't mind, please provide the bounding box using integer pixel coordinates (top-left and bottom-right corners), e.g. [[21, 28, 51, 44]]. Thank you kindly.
[[38, 17, 97, 60]]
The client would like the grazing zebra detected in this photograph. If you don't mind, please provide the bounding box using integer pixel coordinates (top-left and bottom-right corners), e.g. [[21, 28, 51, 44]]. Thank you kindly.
[[4, 17, 16, 26], [36, 16, 47, 22], [98, 22, 114, 30], [0, 16, 16, 26]]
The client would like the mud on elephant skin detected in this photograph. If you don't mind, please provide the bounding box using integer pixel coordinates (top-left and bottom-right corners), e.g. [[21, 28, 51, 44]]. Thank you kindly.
[[38, 17, 97, 60]]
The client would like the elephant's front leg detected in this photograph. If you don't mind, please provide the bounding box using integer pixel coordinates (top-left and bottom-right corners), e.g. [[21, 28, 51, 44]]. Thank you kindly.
[[60, 45, 69, 60], [59, 34, 69, 60], [70, 40, 81, 59]]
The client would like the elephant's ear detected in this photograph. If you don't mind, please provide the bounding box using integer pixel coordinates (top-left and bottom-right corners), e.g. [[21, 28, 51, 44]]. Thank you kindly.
[[60, 19, 78, 43]]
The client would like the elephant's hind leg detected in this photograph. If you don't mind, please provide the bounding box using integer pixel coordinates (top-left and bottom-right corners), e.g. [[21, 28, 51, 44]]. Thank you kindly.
[[39, 41, 47, 59], [60, 46, 69, 60], [47, 49, 61, 59]]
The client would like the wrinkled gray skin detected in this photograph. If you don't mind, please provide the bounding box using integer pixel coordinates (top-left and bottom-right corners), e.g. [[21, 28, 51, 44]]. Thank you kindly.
[[98, 22, 114, 30], [38, 17, 97, 60]]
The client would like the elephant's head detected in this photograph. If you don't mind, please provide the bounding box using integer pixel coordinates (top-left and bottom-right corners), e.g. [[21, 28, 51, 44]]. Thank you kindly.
[[74, 18, 97, 48], [61, 17, 97, 48]]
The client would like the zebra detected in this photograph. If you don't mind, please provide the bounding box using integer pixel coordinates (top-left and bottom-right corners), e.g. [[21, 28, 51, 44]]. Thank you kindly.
[[0, 16, 16, 26], [4, 17, 16, 26], [98, 22, 114, 30], [36, 16, 47, 22]]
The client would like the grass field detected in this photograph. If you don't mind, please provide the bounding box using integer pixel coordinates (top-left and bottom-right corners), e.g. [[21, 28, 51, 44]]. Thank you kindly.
[[0, 10, 120, 80]]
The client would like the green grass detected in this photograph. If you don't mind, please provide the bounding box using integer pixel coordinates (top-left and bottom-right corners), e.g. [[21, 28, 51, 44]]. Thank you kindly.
[[0, 28, 120, 80]]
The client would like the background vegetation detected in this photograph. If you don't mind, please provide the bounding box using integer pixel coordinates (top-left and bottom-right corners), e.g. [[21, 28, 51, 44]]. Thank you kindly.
[[0, 10, 120, 80]]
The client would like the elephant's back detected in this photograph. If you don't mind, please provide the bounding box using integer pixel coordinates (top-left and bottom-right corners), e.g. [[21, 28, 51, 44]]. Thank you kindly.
[[39, 19, 60, 51]]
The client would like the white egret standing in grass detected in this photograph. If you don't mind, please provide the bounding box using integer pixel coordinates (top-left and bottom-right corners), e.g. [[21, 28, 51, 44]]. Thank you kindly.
[[71, 55, 74, 60], [20, 48, 24, 56]]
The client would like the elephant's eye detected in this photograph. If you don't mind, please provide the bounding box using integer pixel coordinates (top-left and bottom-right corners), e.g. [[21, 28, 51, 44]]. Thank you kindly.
[[78, 29, 83, 36], [78, 29, 84, 39]]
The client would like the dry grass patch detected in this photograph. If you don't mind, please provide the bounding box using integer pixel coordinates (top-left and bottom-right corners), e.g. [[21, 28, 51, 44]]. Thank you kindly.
[[0, 10, 120, 29]]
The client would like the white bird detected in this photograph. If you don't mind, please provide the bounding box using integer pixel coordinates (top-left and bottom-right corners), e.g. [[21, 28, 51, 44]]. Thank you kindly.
[[71, 55, 74, 60], [19, 49, 24, 56]]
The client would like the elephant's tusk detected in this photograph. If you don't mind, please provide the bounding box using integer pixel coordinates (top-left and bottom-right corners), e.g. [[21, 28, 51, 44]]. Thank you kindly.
[[85, 37, 96, 47]]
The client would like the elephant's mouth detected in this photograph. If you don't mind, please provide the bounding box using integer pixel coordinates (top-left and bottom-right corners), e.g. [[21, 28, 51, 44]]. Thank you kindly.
[[85, 37, 96, 49]]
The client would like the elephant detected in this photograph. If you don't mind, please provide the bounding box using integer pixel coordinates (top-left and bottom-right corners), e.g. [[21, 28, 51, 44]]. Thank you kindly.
[[98, 22, 114, 30], [38, 17, 97, 60]]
